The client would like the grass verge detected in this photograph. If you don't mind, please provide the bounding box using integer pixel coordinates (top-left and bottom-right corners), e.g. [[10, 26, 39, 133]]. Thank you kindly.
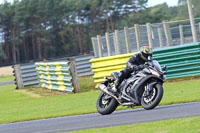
[[0, 76, 14, 83], [78, 76, 96, 92], [69, 116, 200, 133], [0, 79, 200, 124]]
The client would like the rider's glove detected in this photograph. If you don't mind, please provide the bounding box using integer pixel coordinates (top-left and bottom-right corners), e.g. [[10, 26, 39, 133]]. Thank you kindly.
[[129, 64, 144, 71], [129, 65, 136, 71], [138, 64, 144, 70], [133, 65, 144, 71], [144, 62, 149, 68]]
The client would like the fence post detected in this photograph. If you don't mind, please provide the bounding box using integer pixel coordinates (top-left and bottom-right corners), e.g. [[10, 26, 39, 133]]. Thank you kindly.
[[158, 28, 163, 48], [91, 37, 98, 57], [134, 24, 141, 51], [187, 0, 197, 42], [124, 27, 131, 53], [105, 32, 112, 56], [13, 64, 23, 89], [97, 35, 103, 57], [114, 30, 121, 55], [146, 23, 153, 49], [69, 58, 80, 93], [179, 25, 184, 44], [163, 21, 172, 46], [199, 22, 200, 32]]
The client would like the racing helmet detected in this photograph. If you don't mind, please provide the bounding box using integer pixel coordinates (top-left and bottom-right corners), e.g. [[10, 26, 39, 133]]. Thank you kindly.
[[140, 46, 152, 61]]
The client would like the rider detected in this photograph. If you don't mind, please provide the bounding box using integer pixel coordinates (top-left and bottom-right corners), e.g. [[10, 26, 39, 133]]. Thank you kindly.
[[111, 46, 152, 93]]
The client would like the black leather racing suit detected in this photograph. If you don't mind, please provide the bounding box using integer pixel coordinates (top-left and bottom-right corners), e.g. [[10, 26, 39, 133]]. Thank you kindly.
[[115, 53, 146, 91]]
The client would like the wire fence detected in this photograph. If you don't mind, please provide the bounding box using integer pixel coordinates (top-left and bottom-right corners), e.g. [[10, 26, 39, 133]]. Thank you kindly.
[[92, 18, 200, 57]]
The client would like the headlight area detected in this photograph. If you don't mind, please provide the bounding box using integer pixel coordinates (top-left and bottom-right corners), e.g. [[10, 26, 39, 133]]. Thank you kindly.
[[150, 69, 160, 77]]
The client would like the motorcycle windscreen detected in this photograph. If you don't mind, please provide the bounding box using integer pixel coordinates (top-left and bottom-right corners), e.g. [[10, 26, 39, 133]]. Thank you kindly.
[[152, 60, 162, 72]]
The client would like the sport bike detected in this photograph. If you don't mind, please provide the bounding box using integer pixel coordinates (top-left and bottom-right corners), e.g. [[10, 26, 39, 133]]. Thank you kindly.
[[96, 56, 168, 115]]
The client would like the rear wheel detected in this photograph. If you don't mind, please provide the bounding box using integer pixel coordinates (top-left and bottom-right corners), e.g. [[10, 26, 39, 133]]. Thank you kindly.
[[96, 92, 118, 115], [141, 83, 163, 110]]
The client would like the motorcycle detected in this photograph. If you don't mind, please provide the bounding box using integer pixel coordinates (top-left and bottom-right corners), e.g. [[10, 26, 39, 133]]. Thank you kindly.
[[96, 56, 168, 115]]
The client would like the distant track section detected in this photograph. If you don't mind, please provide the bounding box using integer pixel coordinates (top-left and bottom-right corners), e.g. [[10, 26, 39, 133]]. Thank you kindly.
[[0, 102, 200, 133], [0, 81, 14, 86]]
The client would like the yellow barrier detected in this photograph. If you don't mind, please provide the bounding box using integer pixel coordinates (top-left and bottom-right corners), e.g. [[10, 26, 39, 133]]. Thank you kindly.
[[90, 52, 138, 88], [35, 62, 74, 92]]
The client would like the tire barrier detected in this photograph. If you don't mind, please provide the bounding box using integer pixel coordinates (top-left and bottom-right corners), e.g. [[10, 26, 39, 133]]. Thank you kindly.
[[90, 43, 200, 88], [35, 59, 80, 92]]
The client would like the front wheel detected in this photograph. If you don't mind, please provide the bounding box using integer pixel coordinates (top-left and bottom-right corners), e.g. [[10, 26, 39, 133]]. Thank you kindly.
[[96, 92, 118, 115], [141, 84, 163, 110]]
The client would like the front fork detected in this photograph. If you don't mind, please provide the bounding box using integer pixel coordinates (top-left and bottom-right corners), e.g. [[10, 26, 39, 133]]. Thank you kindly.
[[144, 82, 157, 96]]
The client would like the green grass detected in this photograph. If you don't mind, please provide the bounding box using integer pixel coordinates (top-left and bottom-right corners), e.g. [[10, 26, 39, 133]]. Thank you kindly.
[[0, 84, 100, 124], [69, 116, 200, 133], [161, 79, 200, 105], [79, 76, 96, 92], [0, 76, 14, 83], [0, 79, 200, 124]]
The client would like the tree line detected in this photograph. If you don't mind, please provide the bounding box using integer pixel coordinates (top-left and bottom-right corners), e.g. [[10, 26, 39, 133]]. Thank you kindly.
[[0, 0, 199, 65]]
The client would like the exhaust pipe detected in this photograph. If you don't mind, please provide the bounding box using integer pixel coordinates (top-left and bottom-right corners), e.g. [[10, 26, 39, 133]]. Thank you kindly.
[[98, 84, 122, 104]]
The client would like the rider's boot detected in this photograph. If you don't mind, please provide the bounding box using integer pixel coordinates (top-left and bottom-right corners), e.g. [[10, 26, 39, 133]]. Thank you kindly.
[[109, 71, 125, 93], [109, 78, 121, 93], [110, 85, 118, 93]]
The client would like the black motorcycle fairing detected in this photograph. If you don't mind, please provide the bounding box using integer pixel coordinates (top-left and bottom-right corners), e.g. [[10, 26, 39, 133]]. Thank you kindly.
[[119, 81, 139, 104], [130, 75, 164, 104]]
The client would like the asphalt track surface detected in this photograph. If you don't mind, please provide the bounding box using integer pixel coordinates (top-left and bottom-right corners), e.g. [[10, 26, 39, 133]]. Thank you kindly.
[[0, 81, 14, 86], [0, 102, 200, 133]]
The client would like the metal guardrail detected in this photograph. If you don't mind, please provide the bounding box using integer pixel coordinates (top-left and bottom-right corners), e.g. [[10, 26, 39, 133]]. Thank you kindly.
[[90, 53, 138, 88], [35, 60, 80, 93], [35, 62, 73, 92], [13, 55, 94, 89], [12, 63, 39, 89], [90, 43, 200, 87], [153, 43, 200, 79], [20, 64, 39, 86], [43, 55, 94, 77], [75, 55, 94, 77]]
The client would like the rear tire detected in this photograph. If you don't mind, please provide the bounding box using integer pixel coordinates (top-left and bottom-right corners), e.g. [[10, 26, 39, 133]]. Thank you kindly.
[[141, 84, 163, 110], [96, 92, 118, 115]]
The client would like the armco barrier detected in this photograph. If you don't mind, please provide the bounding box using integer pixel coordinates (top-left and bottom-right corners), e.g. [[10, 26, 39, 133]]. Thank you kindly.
[[12, 63, 39, 89], [43, 55, 94, 77], [90, 43, 200, 88], [90, 52, 138, 88], [12, 56, 92, 89], [20, 64, 39, 86], [75, 55, 94, 77], [153, 43, 200, 79], [35, 60, 80, 92]]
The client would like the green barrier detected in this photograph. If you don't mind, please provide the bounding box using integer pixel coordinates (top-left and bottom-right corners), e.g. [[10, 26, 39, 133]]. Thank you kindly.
[[90, 43, 200, 88], [35, 62, 74, 92], [153, 43, 200, 79]]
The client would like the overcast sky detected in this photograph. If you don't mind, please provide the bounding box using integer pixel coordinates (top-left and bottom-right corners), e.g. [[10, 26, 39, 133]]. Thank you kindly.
[[0, 0, 179, 7], [0, 0, 13, 4]]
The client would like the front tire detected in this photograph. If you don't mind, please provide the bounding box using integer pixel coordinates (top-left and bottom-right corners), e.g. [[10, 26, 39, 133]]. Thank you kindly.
[[96, 92, 118, 115], [141, 84, 163, 110]]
